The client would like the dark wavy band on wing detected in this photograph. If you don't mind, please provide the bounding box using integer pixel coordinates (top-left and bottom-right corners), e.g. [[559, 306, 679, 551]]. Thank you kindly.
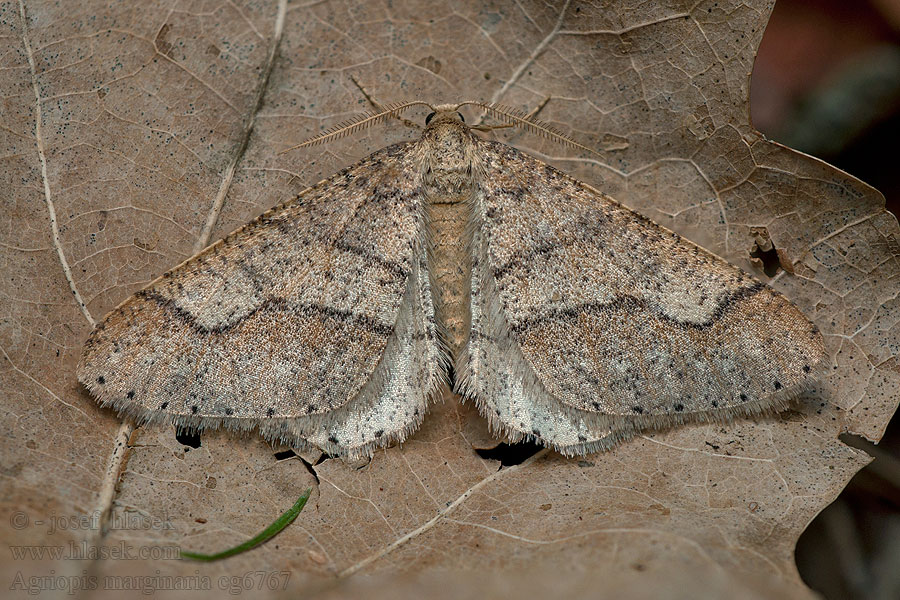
[[333, 239, 410, 281], [135, 289, 395, 337], [508, 281, 765, 334]]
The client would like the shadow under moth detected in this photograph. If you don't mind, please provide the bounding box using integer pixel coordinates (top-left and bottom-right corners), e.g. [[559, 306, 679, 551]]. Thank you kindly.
[[77, 101, 826, 458]]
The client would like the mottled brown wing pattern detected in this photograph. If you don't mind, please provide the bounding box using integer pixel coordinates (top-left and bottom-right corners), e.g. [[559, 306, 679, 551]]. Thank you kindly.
[[264, 249, 442, 456], [78, 105, 829, 458], [77, 143, 442, 456], [460, 141, 826, 454]]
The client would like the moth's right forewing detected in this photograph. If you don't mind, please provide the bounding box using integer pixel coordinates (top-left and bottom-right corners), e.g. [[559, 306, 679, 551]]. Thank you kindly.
[[460, 140, 826, 455], [77, 142, 442, 456], [459, 218, 629, 454]]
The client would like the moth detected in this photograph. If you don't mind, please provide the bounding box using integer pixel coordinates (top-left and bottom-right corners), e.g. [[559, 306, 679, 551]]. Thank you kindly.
[[77, 101, 826, 458]]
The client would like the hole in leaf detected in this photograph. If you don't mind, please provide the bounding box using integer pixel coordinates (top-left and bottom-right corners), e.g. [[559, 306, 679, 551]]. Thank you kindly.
[[175, 431, 201, 449], [748, 228, 783, 277], [750, 243, 781, 277], [476, 441, 542, 467], [298, 455, 320, 484]]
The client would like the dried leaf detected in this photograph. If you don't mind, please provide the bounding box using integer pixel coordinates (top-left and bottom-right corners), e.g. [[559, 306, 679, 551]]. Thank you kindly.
[[2, 1, 896, 597]]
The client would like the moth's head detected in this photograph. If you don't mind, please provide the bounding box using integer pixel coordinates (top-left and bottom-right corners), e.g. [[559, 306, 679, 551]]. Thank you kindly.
[[420, 104, 475, 148], [424, 105, 467, 128]]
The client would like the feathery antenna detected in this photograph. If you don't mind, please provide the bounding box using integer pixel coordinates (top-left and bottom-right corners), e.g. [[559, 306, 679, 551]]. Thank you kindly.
[[280, 100, 601, 158], [278, 101, 433, 154], [458, 101, 602, 158]]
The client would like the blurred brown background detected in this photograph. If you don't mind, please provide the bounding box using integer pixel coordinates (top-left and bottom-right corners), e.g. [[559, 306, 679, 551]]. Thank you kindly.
[[751, 1, 900, 598]]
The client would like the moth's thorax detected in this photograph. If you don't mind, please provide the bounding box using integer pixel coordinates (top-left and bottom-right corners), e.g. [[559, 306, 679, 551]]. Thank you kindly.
[[417, 111, 482, 196]]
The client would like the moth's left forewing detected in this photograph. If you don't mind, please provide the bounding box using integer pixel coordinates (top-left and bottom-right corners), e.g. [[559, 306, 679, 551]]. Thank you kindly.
[[278, 249, 442, 456], [77, 142, 443, 458], [459, 140, 827, 455]]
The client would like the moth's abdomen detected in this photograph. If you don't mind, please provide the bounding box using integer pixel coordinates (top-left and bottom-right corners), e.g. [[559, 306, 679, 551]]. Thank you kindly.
[[425, 192, 473, 376]]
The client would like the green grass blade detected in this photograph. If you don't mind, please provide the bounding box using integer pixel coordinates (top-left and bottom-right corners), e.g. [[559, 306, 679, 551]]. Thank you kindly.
[[180, 487, 312, 562]]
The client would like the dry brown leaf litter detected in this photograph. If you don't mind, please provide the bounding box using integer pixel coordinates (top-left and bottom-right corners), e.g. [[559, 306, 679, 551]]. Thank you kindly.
[[1, 1, 896, 597]]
